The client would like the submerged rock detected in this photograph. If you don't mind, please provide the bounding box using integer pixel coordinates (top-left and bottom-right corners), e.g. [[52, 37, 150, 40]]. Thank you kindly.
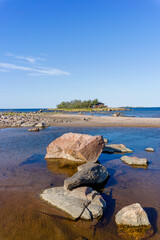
[[103, 144, 133, 154], [115, 203, 151, 227], [45, 133, 105, 163], [145, 147, 155, 152], [41, 186, 106, 220], [64, 162, 109, 190], [121, 156, 148, 166]]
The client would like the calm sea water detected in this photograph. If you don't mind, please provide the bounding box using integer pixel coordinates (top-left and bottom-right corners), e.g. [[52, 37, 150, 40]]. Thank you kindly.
[[0, 107, 160, 118], [0, 126, 160, 239]]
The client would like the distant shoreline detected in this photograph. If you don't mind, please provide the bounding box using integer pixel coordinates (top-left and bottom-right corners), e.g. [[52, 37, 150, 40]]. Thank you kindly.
[[0, 112, 160, 129]]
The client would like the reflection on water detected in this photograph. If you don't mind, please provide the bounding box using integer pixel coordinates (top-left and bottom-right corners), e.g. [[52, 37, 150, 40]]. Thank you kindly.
[[0, 127, 160, 239], [46, 159, 81, 176]]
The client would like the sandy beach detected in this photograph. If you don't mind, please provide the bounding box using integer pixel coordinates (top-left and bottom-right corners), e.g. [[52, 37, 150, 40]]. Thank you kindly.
[[1, 112, 160, 129]]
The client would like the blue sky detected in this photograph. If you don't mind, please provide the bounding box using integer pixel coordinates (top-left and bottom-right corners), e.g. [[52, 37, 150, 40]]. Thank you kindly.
[[0, 0, 160, 108]]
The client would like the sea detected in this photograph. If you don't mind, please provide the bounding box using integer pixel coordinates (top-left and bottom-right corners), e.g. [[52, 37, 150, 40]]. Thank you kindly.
[[0, 107, 160, 118], [0, 126, 160, 239]]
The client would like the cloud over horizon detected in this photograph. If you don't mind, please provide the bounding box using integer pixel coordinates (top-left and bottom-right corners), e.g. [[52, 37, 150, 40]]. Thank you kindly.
[[0, 53, 70, 76]]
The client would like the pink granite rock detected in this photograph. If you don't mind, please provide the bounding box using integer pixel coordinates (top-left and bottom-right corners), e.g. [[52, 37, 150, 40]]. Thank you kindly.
[[45, 132, 104, 163]]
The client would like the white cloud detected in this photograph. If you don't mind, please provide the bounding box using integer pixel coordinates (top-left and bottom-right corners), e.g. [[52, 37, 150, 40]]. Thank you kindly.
[[0, 63, 70, 76], [5, 53, 46, 64]]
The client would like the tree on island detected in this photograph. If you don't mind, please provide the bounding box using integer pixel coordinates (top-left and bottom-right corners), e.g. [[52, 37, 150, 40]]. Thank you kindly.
[[56, 99, 104, 109]]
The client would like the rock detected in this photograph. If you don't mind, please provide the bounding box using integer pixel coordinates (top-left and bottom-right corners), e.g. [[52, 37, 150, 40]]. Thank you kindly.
[[35, 122, 46, 129], [45, 133, 105, 163], [64, 162, 109, 190], [115, 203, 151, 227], [121, 156, 148, 166], [28, 128, 39, 132], [20, 122, 36, 127], [103, 138, 108, 143], [41, 186, 106, 220], [103, 144, 133, 153], [145, 147, 155, 152]]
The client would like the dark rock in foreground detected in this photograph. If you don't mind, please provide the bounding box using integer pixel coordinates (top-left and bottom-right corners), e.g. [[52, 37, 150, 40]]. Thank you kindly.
[[45, 133, 105, 163], [64, 162, 109, 190]]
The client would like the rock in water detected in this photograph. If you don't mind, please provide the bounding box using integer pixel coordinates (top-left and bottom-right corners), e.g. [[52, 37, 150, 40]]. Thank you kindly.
[[103, 138, 108, 143], [41, 186, 106, 220], [115, 203, 151, 227], [121, 156, 148, 166], [145, 147, 155, 152], [45, 133, 104, 163], [64, 162, 109, 190], [115, 203, 153, 239], [103, 144, 133, 153], [28, 128, 39, 132], [35, 122, 46, 129]]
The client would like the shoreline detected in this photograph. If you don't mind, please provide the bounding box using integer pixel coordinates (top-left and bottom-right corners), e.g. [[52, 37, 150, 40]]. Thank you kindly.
[[1, 112, 160, 128]]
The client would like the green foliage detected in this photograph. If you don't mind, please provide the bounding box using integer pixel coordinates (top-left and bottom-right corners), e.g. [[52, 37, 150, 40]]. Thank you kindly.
[[57, 99, 101, 109]]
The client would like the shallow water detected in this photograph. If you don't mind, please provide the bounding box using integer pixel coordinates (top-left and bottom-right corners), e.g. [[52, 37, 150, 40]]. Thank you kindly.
[[0, 126, 160, 240]]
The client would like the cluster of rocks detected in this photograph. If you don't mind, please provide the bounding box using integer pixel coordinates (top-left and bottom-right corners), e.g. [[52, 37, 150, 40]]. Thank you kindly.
[[41, 162, 109, 220], [0, 112, 90, 129], [40, 132, 154, 238], [103, 141, 155, 166], [42, 133, 109, 220]]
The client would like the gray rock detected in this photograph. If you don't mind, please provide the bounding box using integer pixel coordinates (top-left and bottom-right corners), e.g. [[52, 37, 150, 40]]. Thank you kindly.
[[28, 128, 39, 132], [21, 122, 36, 127], [115, 203, 151, 227], [41, 186, 106, 220], [121, 156, 148, 166], [145, 147, 155, 152], [35, 122, 46, 128], [103, 144, 133, 154], [64, 162, 109, 190]]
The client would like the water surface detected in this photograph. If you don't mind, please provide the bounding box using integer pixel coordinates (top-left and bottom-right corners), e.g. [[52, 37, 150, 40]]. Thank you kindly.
[[0, 127, 160, 240]]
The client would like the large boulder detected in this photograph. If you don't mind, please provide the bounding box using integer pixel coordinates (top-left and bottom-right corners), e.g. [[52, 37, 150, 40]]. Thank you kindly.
[[41, 186, 106, 220], [45, 133, 105, 163], [64, 162, 109, 190], [103, 144, 133, 154], [121, 156, 148, 166], [115, 203, 151, 227]]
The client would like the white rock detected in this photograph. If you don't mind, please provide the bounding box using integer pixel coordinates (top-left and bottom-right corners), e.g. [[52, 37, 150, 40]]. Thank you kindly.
[[41, 186, 106, 220], [115, 203, 151, 227], [121, 156, 148, 166], [103, 144, 133, 153], [145, 147, 155, 152]]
